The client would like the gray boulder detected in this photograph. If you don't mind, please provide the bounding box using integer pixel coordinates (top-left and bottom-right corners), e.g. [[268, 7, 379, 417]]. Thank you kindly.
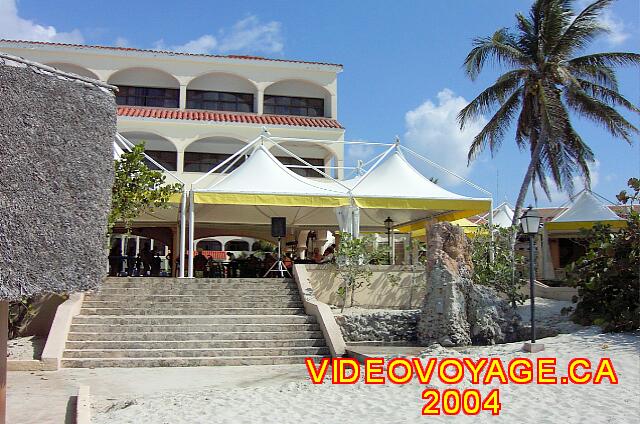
[[417, 222, 522, 346]]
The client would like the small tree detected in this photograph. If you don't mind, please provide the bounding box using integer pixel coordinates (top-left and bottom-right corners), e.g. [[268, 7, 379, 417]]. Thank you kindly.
[[109, 143, 183, 232], [568, 178, 640, 332], [334, 232, 387, 311], [470, 224, 526, 307]]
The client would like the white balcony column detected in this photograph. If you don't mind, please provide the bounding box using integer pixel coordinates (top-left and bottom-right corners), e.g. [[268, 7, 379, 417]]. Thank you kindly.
[[336, 158, 345, 180], [177, 150, 185, 174], [179, 84, 187, 109], [256, 89, 264, 115], [330, 94, 338, 119]]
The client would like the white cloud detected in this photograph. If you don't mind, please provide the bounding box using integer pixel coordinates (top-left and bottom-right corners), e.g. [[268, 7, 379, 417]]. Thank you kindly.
[[599, 10, 630, 45], [347, 143, 376, 162], [0, 0, 83, 43], [575, 0, 630, 45], [114, 36, 130, 47], [403, 89, 487, 185], [217, 16, 283, 54], [155, 34, 217, 54], [154, 16, 283, 55]]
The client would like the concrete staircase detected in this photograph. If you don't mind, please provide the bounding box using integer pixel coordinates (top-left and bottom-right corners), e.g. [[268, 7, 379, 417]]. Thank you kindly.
[[62, 277, 329, 368]]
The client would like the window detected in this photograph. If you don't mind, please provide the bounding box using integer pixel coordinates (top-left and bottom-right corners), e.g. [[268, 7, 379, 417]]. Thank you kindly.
[[197, 240, 222, 251], [116, 85, 179, 108], [186, 90, 254, 112], [183, 152, 245, 173], [277, 156, 325, 177], [225, 240, 250, 251], [144, 150, 177, 171], [264, 95, 324, 117]]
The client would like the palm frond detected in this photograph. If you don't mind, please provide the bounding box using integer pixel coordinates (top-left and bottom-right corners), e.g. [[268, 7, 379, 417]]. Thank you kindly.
[[515, 87, 539, 150], [568, 62, 619, 90], [458, 70, 528, 127], [467, 87, 523, 163], [565, 89, 639, 142], [552, 0, 612, 59], [540, 0, 575, 58], [576, 79, 640, 113], [463, 29, 532, 80], [568, 52, 640, 69]]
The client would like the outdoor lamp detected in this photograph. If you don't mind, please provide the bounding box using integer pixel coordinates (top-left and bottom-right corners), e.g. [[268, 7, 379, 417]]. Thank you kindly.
[[520, 206, 542, 235], [520, 205, 544, 353]]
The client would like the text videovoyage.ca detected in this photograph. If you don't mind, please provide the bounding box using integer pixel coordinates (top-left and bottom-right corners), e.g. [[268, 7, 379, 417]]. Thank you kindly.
[[305, 356, 619, 416]]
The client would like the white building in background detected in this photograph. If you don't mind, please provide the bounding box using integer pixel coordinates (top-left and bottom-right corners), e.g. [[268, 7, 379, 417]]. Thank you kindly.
[[0, 39, 345, 268]]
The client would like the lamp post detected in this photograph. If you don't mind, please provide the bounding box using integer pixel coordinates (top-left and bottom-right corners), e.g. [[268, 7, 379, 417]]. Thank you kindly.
[[384, 217, 394, 265], [520, 205, 544, 353]]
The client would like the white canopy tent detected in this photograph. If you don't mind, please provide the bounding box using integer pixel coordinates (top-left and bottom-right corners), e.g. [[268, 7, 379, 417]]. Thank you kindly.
[[182, 135, 492, 277], [491, 202, 516, 228], [546, 190, 626, 231]]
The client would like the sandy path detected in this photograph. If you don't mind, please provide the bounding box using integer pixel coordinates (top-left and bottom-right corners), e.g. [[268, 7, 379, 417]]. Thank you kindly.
[[92, 328, 640, 424]]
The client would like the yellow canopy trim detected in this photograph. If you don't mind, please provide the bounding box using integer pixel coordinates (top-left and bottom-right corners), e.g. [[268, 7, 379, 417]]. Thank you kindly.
[[545, 220, 627, 231], [193, 192, 350, 207], [353, 197, 490, 212], [168, 193, 184, 203], [404, 218, 486, 239]]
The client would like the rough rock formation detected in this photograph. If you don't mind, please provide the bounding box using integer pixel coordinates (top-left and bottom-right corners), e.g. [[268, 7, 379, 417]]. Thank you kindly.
[[0, 60, 116, 300], [334, 309, 419, 343], [417, 222, 521, 346]]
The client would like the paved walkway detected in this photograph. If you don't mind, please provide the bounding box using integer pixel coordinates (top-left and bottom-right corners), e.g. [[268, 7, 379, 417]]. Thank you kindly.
[[8, 364, 311, 424]]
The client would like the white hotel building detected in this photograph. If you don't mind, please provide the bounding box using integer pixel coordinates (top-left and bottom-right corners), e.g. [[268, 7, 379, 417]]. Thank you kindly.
[[0, 39, 346, 265]]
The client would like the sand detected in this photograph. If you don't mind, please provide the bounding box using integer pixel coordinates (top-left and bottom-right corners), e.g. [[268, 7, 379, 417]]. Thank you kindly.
[[90, 307, 640, 423], [7, 336, 45, 360]]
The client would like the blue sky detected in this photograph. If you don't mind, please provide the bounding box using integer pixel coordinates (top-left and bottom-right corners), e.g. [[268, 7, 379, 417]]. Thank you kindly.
[[2, 0, 638, 206]]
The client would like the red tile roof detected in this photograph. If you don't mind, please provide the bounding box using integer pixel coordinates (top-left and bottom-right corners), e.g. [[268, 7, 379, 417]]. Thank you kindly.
[[117, 106, 344, 129], [0, 39, 343, 68]]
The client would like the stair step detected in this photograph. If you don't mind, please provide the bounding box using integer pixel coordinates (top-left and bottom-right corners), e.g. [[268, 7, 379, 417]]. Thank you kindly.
[[80, 308, 306, 316], [63, 346, 330, 358], [66, 339, 326, 349], [104, 278, 293, 283], [67, 330, 324, 341], [88, 287, 298, 297], [61, 355, 326, 368], [85, 294, 300, 302], [72, 315, 316, 325], [70, 323, 321, 333], [82, 301, 304, 308], [62, 277, 328, 368], [101, 279, 298, 290]]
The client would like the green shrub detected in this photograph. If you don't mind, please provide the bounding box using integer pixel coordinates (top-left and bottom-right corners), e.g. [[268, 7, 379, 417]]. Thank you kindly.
[[110, 143, 183, 232], [334, 232, 388, 311], [9, 297, 34, 339], [470, 224, 526, 307], [568, 178, 640, 332]]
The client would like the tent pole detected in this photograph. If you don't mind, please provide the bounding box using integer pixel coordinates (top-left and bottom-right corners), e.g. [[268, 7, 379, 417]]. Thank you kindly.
[[178, 190, 187, 278], [188, 190, 195, 278], [488, 199, 495, 263]]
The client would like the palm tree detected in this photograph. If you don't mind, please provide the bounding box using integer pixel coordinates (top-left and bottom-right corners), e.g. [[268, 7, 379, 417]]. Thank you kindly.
[[458, 0, 639, 240]]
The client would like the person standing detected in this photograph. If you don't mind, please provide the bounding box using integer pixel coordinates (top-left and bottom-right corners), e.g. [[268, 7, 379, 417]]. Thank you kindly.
[[141, 243, 153, 276]]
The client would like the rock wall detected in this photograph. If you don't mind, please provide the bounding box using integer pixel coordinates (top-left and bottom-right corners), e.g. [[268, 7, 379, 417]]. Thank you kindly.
[[334, 309, 420, 343], [417, 222, 521, 346], [0, 62, 116, 300]]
